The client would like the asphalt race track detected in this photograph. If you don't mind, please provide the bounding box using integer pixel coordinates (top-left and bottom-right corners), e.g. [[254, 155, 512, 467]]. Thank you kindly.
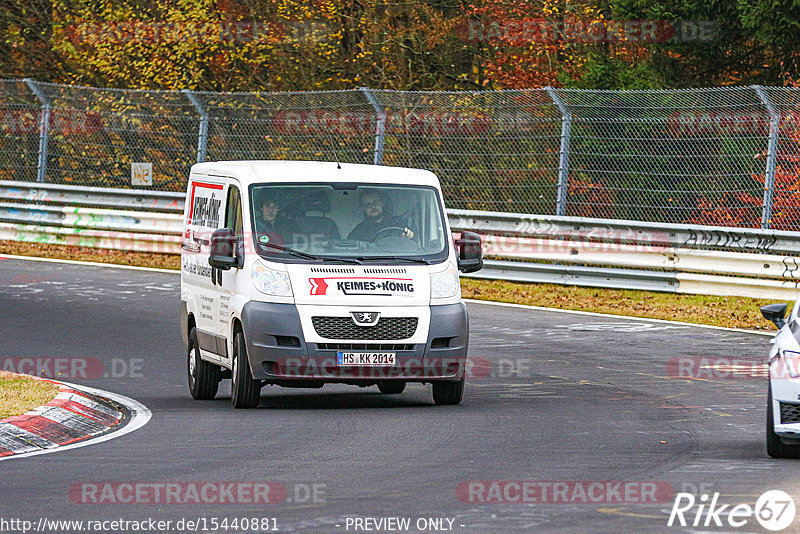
[[1, 256, 798, 533]]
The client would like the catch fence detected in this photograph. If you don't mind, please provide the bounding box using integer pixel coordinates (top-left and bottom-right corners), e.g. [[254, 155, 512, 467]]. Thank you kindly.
[[2, 80, 800, 229]]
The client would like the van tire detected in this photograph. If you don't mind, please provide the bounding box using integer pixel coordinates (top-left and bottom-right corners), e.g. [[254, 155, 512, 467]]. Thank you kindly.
[[378, 382, 406, 395], [231, 331, 261, 409], [187, 327, 220, 400], [432, 378, 464, 406], [767, 383, 800, 458]]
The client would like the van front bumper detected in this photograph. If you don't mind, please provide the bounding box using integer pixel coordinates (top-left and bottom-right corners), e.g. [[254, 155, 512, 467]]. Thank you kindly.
[[240, 301, 468, 384]]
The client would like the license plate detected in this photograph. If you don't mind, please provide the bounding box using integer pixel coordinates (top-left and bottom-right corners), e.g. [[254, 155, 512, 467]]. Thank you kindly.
[[337, 352, 396, 366]]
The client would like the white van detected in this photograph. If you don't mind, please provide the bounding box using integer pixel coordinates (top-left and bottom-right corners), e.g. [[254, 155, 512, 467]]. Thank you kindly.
[[179, 161, 482, 408]]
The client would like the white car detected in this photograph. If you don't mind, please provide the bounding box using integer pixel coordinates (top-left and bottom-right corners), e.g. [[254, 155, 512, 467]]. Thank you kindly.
[[762, 302, 800, 458]]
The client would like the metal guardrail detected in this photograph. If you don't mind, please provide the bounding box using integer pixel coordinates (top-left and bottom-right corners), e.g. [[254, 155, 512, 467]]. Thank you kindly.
[[468, 261, 800, 300], [0, 202, 182, 234], [447, 209, 800, 255], [449, 210, 800, 299], [0, 181, 184, 212], [0, 181, 184, 254], [1, 182, 798, 300], [472, 260, 679, 293], [478, 236, 800, 280]]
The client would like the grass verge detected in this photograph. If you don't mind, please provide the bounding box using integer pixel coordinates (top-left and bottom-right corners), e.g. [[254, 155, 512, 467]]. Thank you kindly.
[[461, 278, 784, 331], [0, 371, 60, 420], [0, 240, 785, 331], [0, 240, 179, 270]]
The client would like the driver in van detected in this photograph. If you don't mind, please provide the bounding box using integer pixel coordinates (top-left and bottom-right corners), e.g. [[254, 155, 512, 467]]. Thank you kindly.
[[347, 190, 415, 242]]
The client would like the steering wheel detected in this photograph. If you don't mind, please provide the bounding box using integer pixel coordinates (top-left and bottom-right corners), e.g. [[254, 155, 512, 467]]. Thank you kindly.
[[370, 226, 408, 241]]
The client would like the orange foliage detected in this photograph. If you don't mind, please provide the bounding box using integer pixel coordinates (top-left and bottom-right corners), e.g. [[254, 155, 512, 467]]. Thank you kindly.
[[567, 178, 615, 219], [462, 0, 650, 89]]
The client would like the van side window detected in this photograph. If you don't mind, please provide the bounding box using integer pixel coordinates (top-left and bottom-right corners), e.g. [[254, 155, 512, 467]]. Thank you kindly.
[[226, 185, 244, 237]]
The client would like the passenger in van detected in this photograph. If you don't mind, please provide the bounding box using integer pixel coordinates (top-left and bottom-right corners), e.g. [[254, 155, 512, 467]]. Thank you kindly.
[[347, 191, 415, 242]]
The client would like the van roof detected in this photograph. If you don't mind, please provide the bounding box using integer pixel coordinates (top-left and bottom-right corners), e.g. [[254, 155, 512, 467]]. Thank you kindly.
[[191, 160, 440, 187]]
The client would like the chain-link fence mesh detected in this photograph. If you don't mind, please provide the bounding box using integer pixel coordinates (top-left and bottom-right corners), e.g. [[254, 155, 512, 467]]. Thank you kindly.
[[370, 90, 562, 215], [38, 82, 200, 190], [559, 87, 770, 226], [3, 80, 800, 230], [0, 80, 40, 183], [199, 89, 376, 166]]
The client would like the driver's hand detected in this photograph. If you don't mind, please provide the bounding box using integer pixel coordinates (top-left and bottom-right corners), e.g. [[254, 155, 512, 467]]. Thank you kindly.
[[403, 228, 414, 239]]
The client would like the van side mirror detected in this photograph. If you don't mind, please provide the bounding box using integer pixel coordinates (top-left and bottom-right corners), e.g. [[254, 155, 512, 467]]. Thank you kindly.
[[209, 228, 240, 270], [761, 303, 788, 329], [455, 231, 483, 273]]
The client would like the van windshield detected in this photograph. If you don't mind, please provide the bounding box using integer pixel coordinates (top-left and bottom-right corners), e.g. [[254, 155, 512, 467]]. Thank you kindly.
[[249, 183, 449, 264]]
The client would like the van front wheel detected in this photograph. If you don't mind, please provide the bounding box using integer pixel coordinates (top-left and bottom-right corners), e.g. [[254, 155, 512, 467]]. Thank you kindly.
[[432, 378, 464, 406], [187, 327, 220, 400], [231, 331, 261, 409]]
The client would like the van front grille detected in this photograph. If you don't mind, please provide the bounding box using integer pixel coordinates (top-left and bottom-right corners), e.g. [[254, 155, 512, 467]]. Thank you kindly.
[[312, 316, 418, 340], [316, 343, 415, 351]]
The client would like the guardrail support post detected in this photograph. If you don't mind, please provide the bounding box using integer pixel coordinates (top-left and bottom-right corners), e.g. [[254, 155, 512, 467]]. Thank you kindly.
[[753, 85, 780, 229], [183, 89, 209, 163], [24, 79, 50, 183], [360, 87, 386, 166], [545, 87, 571, 217]]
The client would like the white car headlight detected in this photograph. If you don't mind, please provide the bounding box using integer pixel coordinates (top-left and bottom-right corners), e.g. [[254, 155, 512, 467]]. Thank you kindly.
[[430, 263, 459, 299], [783, 351, 800, 379], [252, 260, 293, 297]]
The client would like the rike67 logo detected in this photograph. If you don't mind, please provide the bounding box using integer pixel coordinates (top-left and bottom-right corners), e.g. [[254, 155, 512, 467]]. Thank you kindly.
[[668, 490, 796, 531]]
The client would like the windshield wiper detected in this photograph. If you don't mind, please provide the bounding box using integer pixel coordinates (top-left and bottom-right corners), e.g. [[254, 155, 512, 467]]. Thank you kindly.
[[256, 241, 319, 261], [355, 256, 431, 265], [257, 242, 362, 264], [320, 256, 363, 265]]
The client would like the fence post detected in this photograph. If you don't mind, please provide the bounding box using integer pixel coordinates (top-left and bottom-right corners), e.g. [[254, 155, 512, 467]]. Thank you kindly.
[[183, 89, 209, 163], [753, 85, 780, 229], [545, 87, 571, 217], [359, 87, 386, 165], [24, 79, 50, 183]]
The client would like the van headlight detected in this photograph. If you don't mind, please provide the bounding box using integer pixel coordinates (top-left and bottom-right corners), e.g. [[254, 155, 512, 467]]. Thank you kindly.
[[252, 260, 293, 297], [430, 263, 459, 299]]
